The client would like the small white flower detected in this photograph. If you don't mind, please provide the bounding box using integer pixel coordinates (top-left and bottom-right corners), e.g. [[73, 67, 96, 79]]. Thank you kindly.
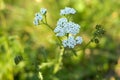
[[60, 7, 76, 15], [35, 13, 43, 21], [62, 36, 83, 48], [56, 29, 65, 36], [67, 36, 76, 48], [62, 36, 76, 48], [62, 39, 68, 47], [65, 21, 80, 35], [75, 36, 83, 44], [33, 17, 39, 26], [40, 8, 47, 15], [57, 18, 68, 26], [33, 12, 43, 26]]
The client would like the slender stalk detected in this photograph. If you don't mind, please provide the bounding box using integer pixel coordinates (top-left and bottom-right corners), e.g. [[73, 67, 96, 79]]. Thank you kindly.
[[43, 21, 62, 46], [43, 14, 63, 46], [83, 40, 91, 50], [54, 47, 65, 73], [44, 15, 47, 23], [43, 23, 54, 31], [80, 36, 96, 61], [59, 47, 65, 64], [83, 36, 95, 50]]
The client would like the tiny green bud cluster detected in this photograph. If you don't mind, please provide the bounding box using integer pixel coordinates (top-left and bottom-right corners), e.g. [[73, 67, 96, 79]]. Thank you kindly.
[[14, 55, 23, 65], [94, 24, 105, 37], [92, 24, 105, 44]]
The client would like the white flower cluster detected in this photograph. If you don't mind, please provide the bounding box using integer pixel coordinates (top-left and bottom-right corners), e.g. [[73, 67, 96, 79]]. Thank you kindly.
[[54, 7, 83, 48], [33, 8, 47, 26], [54, 18, 80, 36], [62, 36, 83, 48], [60, 7, 76, 15]]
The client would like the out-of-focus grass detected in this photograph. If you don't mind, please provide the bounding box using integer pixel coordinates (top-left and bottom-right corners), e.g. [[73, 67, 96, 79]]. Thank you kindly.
[[0, 0, 120, 80]]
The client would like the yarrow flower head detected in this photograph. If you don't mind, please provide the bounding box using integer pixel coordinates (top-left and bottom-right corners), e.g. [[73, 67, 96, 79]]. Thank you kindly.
[[65, 21, 80, 35], [33, 8, 47, 26], [54, 18, 80, 36], [60, 7, 76, 16], [62, 36, 83, 48], [54, 18, 68, 36]]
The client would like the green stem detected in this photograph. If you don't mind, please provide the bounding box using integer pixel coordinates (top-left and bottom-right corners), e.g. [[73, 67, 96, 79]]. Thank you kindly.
[[83, 36, 95, 50], [83, 40, 91, 50], [54, 47, 65, 73], [43, 23, 54, 31], [43, 22, 62, 47], [59, 47, 65, 64], [71, 48, 77, 56], [80, 36, 96, 60], [44, 15, 47, 23], [42, 14, 63, 46]]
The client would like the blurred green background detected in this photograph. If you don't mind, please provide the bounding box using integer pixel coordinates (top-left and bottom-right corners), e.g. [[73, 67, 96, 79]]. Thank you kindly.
[[0, 0, 120, 80]]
